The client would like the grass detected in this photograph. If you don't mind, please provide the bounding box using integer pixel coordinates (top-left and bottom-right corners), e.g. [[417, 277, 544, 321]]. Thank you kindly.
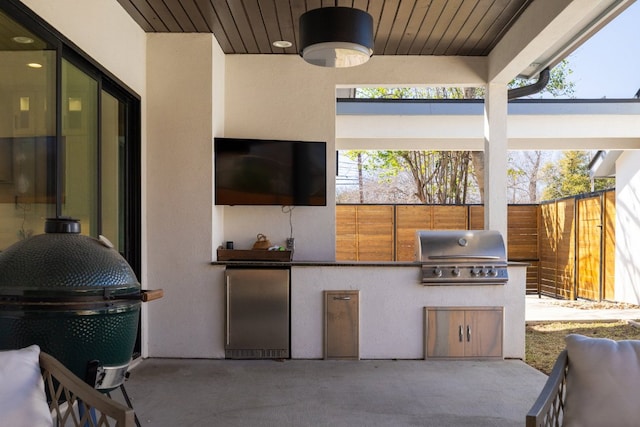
[[525, 321, 640, 374]]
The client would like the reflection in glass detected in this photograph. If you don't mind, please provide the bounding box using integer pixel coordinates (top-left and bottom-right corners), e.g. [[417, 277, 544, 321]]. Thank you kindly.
[[101, 91, 127, 252], [61, 59, 98, 236], [0, 9, 56, 249]]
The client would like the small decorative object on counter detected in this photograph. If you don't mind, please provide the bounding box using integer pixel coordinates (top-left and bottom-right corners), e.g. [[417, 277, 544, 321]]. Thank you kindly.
[[252, 233, 271, 250]]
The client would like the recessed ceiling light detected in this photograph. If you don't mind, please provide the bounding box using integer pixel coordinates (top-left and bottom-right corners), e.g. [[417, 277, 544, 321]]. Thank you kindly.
[[273, 40, 293, 48], [12, 36, 34, 44], [27, 63, 42, 68]]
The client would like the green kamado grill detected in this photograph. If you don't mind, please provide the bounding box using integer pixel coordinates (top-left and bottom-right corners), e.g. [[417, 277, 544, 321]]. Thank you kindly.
[[0, 218, 160, 390]]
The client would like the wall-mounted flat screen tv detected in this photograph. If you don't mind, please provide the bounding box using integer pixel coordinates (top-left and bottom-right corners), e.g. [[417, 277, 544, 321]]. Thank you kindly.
[[214, 137, 326, 206]]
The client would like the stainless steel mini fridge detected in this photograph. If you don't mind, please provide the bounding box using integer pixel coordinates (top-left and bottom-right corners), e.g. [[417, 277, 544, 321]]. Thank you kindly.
[[224, 268, 290, 359]]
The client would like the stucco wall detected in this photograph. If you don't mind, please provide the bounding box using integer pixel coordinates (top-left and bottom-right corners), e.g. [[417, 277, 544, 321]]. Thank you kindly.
[[221, 56, 337, 261], [291, 265, 526, 359], [615, 151, 640, 304], [145, 33, 224, 358], [21, 0, 146, 95]]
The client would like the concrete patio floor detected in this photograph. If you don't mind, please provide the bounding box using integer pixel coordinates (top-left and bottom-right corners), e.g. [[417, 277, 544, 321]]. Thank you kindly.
[[123, 358, 546, 427], [121, 296, 640, 426]]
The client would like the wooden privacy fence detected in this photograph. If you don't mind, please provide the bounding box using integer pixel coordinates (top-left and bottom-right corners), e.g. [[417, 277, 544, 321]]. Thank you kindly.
[[336, 189, 615, 301], [538, 190, 615, 301]]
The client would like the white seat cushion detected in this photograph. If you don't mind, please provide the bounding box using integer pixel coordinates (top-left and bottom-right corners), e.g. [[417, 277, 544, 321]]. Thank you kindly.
[[0, 345, 53, 427], [564, 334, 640, 427]]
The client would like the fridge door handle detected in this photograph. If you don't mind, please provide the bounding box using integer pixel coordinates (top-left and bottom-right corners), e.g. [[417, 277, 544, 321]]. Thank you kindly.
[[226, 275, 230, 346]]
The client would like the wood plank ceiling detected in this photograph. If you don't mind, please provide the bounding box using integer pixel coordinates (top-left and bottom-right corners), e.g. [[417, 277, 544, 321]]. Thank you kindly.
[[116, 0, 533, 57]]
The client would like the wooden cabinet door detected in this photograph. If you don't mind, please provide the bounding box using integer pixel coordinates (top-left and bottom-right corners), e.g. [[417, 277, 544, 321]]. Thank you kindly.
[[325, 291, 359, 359], [426, 309, 465, 358]]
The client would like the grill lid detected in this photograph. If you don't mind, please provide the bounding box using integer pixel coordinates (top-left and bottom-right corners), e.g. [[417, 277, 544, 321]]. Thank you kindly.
[[0, 218, 139, 300], [416, 230, 507, 264], [416, 230, 508, 284]]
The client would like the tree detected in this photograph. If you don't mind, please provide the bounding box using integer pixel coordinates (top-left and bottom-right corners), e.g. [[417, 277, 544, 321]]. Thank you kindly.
[[507, 151, 548, 203], [540, 151, 614, 200], [344, 150, 479, 204]]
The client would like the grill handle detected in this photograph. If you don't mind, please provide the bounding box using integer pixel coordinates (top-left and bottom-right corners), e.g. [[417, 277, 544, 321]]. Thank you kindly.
[[427, 255, 501, 260]]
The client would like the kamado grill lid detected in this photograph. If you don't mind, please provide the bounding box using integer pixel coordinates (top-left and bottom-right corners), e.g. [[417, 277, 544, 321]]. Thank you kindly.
[[0, 218, 140, 301]]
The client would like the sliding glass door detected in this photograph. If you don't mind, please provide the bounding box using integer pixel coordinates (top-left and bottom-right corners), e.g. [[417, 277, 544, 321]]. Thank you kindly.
[[0, 3, 141, 276], [61, 59, 99, 235], [0, 7, 56, 243]]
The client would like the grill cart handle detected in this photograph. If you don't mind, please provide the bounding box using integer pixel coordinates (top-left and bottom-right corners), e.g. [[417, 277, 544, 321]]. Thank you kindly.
[[105, 289, 164, 302], [141, 289, 164, 302]]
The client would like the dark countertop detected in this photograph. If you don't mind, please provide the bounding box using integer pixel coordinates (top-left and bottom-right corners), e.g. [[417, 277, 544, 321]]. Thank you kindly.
[[212, 261, 530, 267], [212, 260, 419, 267]]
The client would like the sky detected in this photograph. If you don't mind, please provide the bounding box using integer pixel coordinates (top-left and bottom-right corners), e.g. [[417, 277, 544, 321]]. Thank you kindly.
[[560, 1, 640, 99]]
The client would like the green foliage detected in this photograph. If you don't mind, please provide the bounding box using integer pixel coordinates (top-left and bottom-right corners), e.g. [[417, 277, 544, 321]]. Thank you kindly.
[[540, 151, 614, 200], [355, 86, 482, 99]]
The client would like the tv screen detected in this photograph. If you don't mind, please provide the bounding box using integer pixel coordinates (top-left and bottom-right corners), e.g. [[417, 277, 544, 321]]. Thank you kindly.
[[214, 137, 327, 206]]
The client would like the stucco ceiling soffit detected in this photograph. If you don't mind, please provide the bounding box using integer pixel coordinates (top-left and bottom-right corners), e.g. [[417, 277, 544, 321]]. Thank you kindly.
[[488, 0, 635, 82]]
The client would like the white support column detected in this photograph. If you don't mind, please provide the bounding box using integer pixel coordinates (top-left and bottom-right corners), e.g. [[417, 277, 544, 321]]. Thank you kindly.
[[483, 83, 509, 240]]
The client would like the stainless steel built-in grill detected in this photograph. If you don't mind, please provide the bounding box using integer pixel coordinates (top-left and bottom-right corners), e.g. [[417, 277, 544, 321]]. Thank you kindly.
[[416, 230, 508, 285]]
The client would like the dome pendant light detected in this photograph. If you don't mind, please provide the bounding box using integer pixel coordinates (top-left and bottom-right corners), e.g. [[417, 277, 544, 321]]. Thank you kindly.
[[299, 7, 374, 68]]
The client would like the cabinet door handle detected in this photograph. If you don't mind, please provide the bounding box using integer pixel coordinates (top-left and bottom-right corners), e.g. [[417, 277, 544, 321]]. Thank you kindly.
[[467, 325, 471, 342], [225, 276, 230, 346], [458, 325, 463, 342], [333, 296, 351, 300]]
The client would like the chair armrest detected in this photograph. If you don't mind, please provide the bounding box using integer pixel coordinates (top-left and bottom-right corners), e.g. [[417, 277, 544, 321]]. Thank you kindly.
[[526, 349, 568, 427], [40, 352, 135, 427]]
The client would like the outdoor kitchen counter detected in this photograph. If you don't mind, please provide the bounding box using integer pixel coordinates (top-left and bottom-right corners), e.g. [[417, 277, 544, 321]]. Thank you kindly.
[[212, 261, 528, 360]]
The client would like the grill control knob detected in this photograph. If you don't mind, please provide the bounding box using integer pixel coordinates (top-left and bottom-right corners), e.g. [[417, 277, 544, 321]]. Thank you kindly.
[[451, 267, 461, 277], [471, 267, 482, 277], [432, 267, 443, 278], [481, 267, 490, 276], [488, 268, 498, 277]]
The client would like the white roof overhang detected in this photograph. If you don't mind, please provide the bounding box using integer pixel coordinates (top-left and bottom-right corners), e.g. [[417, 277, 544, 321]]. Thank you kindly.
[[336, 99, 640, 151]]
